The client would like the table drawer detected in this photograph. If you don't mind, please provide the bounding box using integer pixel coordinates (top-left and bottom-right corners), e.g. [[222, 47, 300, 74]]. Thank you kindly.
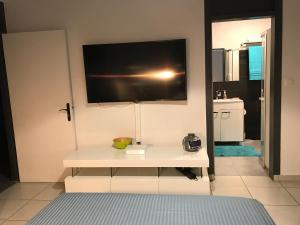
[[111, 177, 158, 194], [158, 176, 210, 195], [65, 176, 111, 193]]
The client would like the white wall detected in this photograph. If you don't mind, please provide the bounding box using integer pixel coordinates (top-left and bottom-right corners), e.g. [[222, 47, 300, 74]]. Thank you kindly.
[[212, 18, 271, 49], [281, 0, 300, 175], [3, 0, 207, 148], [4, 0, 300, 176]]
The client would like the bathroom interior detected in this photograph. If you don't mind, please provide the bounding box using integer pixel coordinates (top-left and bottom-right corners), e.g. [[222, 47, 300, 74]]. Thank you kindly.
[[212, 18, 272, 176]]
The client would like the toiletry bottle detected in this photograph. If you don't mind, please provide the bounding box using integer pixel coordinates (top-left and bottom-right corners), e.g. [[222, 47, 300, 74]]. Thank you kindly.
[[223, 90, 227, 99]]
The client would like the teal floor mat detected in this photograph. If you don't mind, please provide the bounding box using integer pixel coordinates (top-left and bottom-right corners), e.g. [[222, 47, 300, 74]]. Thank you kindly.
[[214, 145, 262, 157]]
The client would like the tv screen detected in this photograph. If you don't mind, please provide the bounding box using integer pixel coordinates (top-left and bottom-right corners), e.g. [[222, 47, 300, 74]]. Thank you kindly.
[[83, 39, 187, 103]]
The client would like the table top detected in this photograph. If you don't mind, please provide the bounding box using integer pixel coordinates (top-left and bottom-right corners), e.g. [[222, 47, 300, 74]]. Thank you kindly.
[[63, 146, 209, 168]]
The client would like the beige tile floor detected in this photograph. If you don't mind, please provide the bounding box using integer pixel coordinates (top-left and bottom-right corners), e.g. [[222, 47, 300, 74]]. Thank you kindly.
[[0, 183, 64, 224], [0, 177, 299, 225], [211, 176, 300, 225], [215, 140, 268, 176], [215, 156, 268, 176]]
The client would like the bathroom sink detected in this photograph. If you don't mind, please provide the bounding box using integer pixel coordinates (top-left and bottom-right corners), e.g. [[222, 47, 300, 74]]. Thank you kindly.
[[213, 98, 243, 103]]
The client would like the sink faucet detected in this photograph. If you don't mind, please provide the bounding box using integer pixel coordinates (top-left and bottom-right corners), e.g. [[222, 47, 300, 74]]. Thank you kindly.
[[216, 90, 222, 99], [223, 90, 228, 99]]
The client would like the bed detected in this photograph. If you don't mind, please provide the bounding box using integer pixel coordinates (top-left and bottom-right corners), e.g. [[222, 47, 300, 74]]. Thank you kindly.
[[26, 193, 275, 225]]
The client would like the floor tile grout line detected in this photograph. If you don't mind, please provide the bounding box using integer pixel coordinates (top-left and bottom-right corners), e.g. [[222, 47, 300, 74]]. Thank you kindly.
[[277, 179, 284, 188], [249, 178, 299, 207], [5, 183, 51, 222], [5, 199, 51, 222], [263, 204, 300, 207], [1, 220, 28, 224], [278, 181, 299, 205], [31, 183, 52, 200], [240, 176, 254, 199], [279, 181, 300, 189], [0, 183, 50, 200], [282, 186, 300, 206], [241, 176, 300, 207], [27, 199, 53, 202], [0, 199, 30, 224], [5, 199, 31, 222]]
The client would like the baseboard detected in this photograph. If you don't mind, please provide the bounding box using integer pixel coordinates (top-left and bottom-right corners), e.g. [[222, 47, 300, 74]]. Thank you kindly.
[[275, 175, 300, 181]]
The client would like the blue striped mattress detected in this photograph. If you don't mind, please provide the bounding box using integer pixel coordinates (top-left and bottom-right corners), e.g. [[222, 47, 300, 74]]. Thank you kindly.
[[27, 193, 275, 225]]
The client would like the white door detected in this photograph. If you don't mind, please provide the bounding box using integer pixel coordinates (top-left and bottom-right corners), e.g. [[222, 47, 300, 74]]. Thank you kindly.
[[3, 30, 76, 182]]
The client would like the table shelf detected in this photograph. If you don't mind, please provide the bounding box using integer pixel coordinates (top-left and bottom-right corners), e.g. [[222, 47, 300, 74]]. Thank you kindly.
[[63, 146, 210, 194]]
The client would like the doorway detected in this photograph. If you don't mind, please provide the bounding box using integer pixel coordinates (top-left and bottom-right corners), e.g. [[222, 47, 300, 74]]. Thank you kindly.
[[204, 0, 283, 179], [211, 18, 271, 176]]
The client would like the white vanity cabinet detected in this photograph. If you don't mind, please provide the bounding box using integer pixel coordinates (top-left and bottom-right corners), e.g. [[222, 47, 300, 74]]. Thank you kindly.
[[213, 99, 244, 142]]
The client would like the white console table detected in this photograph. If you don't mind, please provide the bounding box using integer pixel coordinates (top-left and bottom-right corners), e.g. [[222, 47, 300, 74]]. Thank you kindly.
[[63, 146, 210, 195]]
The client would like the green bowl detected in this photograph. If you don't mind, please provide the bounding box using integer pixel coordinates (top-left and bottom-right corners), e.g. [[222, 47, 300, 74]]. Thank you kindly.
[[113, 137, 133, 149]]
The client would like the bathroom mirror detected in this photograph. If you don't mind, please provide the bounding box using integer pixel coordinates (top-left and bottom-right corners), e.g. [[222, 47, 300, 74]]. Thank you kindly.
[[212, 48, 240, 82]]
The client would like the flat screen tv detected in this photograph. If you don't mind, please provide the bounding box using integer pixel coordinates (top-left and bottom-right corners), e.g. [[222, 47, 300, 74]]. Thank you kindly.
[[83, 39, 187, 103]]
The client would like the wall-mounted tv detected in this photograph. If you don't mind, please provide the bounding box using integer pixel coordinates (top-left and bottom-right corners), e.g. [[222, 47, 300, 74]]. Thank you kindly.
[[83, 39, 187, 103]]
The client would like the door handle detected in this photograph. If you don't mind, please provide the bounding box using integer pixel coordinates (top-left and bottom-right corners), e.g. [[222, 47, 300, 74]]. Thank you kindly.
[[213, 112, 218, 119], [221, 111, 231, 119], [58, 103, 71, 121]]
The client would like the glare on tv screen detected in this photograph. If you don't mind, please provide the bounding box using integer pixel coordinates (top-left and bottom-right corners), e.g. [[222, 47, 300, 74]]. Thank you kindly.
[[83, 39, 187, 103]]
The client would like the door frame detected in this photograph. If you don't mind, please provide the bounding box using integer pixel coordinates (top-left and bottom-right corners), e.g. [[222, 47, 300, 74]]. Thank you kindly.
[[204, 0, 282, 178], [0, 2, 19, 181]]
